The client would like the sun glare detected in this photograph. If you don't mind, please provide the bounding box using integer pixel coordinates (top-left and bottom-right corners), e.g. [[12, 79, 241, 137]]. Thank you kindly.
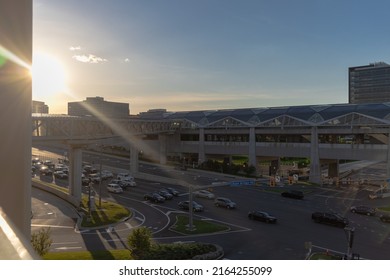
[[32, 53, 67, 99]]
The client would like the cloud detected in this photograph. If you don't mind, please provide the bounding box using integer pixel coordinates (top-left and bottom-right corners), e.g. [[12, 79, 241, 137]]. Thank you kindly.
[[72, 54, 108, 64], [69, 46, 81, 51], [124, 58, 130, 63]]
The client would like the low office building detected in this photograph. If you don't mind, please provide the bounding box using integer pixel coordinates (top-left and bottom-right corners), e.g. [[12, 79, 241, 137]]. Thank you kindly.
[[68, 96, 129, 118]]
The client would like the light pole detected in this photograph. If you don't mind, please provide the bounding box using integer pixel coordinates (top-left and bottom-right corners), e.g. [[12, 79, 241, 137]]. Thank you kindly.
[[344, 226, 355, 259], [98, 145, 103, 208]]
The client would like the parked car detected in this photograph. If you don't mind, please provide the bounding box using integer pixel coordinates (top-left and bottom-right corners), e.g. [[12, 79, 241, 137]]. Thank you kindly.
[[312, 212, 349, 227], [81, 174, 90, 186], [281, 190, 304, 199], [379, 214, 390, 223], [107, 183, 123, 194], [144, 192, 165, 203], [117, 172, 133, 181], [178, 201, 204, 212], [43, 160, 55, 169], [248, 211, 277, 223], [121, 177, 137, 187], [194, 190, 215, 199], [214, 197, 236, 209], [158, 189, 173, 200], [54, 170, 68, 179], [350, 205, 376, 216]]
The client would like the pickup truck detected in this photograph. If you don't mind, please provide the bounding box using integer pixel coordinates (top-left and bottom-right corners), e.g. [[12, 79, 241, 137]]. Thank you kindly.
[[311, 212, 349, 228]]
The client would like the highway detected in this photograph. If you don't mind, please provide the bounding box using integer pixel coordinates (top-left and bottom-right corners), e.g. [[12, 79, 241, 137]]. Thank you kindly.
[[31, 147, 390, 259]]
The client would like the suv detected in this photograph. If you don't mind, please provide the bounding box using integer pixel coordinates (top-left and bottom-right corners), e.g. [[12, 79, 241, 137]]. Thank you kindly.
[[281, 190, 304, 199], [144, 192, 165, 203], [312, 212, 349, 227], [350, 205, 376, 216], [214, 197, 236, 209]]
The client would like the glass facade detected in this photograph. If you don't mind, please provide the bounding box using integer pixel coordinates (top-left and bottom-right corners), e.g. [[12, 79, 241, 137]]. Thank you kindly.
[[349, 62, 390, 104]]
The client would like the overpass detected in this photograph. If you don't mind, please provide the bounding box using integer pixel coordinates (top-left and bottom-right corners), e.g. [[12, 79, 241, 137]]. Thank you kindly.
[[32, 103, 390, 204]]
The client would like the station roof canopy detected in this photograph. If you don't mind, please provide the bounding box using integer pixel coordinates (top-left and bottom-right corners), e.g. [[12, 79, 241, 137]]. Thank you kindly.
[[161, 103, 390, 128]]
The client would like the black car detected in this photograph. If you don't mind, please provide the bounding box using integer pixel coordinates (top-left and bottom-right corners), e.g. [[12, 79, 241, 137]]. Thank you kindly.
[[144, 192, 165, 203], [248, 211, 277, 223], [178, 201, 204, 212], [380, 214, 390, 223], [281, 190, 304, 199], [350, 205, 376, 216], [312, 212, 349, 227]]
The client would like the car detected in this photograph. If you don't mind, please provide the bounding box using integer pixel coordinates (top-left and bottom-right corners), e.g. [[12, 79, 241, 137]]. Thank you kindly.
[[312, 212, 349, 227], [107, 183, 123, 194], [178, 200, 204, 212], [117, 172, 133, 181], [144, 192, 165, 203], [43, 160, 55, 169], [100, 170, 113, 180], [194, 190, 215, 199], [110, 179, 133, 189], [121, 177, 137, 187], [379, 214, 390, 223], [350, 205, 376, 216], [88, 173, 101, 183], [53, 170, 68, 179], [248, 211, 277, 223], [81, 174, 90, 186], [281, 190, 304, 199], [214, 197, 236, 209], [165, 187, 179, 196], [39, 166, 53, 176], [158, 189, 173, 200]]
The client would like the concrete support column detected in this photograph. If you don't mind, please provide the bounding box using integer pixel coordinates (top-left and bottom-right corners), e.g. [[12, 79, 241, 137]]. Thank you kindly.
[[130, 145, 139, 174], [0, 0, 32, 239], [159, 134, 167, 165], [68, 146, 83, 204], [309, 126, 321, 184], [248, 127, 256, 167], [328, 161, 339, 178], [198, 128, 205, 164]]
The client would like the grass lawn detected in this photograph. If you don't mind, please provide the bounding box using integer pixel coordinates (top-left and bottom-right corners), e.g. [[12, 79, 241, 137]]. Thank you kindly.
[[309, 253, 342, 260], [171, 215, 229, 235], [80, 198, 131, 227], [44, 249, 133, 260]]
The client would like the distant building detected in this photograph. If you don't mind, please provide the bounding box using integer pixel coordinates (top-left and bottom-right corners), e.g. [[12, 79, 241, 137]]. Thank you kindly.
[[349, 62, 390, 104], [68, 96, 129, 118], [138, 108, 171, 119], [32, 100, 49, 114]]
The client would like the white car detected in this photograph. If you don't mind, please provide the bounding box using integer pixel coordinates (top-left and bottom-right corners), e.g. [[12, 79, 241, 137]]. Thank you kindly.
[[194, 190, 215, 199], [107, 183, 123, 194]]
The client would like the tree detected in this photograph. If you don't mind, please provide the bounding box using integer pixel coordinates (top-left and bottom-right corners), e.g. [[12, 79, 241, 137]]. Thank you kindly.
[[127, 227, 153, 259], [31, 227, 52, 257]]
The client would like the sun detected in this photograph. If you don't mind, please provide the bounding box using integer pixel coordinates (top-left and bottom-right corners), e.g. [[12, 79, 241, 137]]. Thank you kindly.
[[31, 52, 67, 100]]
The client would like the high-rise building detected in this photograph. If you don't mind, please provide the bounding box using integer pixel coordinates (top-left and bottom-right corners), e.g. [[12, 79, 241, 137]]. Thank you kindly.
[[32, 100, 49, 114], [68, 96, 130, 118], [349, 62, 390, 104]]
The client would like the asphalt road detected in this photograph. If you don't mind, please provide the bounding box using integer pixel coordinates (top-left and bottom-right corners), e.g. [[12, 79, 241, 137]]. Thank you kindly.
[[31, 147, 390, 259]]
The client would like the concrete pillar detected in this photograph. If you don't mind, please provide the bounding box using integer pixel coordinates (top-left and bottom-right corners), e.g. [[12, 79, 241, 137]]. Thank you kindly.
[[198, 128, 205, 164], [309, 126, 321, 184], [0, 0, 32, 239], [130, 145, 139, 174], [68, 146, 83, 204], [328, 161, 339, 178], [248, 127, 256, 167], [159, 134, 167, 165]]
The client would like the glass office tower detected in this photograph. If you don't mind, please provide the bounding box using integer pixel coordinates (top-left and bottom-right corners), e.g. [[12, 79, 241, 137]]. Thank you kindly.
[[349, 62, 390, 104]]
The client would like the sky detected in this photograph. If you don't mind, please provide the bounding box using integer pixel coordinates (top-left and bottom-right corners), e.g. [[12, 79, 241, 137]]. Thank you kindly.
[[32, 0, 390, 115]]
